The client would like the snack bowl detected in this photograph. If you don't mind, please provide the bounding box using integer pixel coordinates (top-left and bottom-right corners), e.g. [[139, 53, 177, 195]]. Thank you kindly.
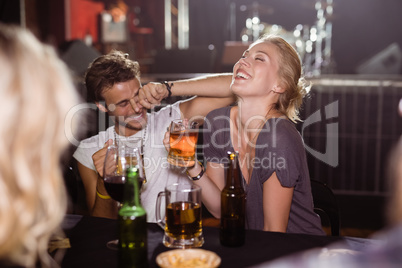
[[156, 248, 221, 268]]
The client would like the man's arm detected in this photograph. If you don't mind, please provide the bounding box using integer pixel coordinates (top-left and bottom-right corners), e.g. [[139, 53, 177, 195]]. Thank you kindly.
[[77, 161, 118, 218], [138, 73, 235, 120], [179, 96, 234, 123]]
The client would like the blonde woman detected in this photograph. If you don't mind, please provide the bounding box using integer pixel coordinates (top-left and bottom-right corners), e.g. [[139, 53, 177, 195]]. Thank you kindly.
[[183, 35, 325, 235], [0, 24, 79, 267]]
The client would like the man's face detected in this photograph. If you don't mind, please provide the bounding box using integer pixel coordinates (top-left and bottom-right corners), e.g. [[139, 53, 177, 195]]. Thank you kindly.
[[98, 78, 147, 136]]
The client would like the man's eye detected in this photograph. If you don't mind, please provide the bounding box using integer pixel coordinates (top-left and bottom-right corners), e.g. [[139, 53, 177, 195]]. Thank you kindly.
[[118, 101, 129, 107]]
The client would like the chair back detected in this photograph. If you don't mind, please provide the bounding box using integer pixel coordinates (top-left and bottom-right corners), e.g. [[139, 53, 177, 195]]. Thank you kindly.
[[311, 179, 341, 236], [63, 159, 88, 215]]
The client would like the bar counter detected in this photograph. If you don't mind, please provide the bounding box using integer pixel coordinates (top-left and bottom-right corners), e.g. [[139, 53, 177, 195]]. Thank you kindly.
[[60, 215, 353, 268]]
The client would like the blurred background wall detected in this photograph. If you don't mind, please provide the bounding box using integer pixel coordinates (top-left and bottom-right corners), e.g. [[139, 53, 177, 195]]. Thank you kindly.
[[2, 0, 402, 75]]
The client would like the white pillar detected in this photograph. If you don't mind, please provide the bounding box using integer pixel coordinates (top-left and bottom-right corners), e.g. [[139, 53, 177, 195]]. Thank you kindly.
[[164, 0, 189, 50], [164, 0, 172, 49], [177, 0, 189, 49]]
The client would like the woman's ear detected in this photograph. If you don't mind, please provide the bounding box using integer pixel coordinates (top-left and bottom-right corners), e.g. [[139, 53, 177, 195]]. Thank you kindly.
[[96, 102, 108, 113], [272, 85, 286, 94]]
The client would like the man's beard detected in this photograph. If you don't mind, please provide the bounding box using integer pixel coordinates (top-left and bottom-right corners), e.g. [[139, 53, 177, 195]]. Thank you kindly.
[[118, 120, 145, 131], [114, 113, 147, 134]]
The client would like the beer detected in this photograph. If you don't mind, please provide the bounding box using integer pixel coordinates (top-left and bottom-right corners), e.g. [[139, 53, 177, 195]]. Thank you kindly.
[[167, 119, 199, 168], [117, 156, 138, 175], [168, 131, 198, 167], [165, 201, 202, 240], [118, 167, 148, 268], [155, 184, 204, 248], [220, 151, 246, 247]]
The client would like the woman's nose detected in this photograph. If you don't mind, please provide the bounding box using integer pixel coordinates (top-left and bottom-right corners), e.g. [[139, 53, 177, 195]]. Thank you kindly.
[[238, 57, 250, 66]]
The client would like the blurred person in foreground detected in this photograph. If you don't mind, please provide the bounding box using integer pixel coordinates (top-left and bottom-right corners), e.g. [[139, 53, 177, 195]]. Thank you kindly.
[[0, 24, 79, 267], [73, 50, 235, 221]]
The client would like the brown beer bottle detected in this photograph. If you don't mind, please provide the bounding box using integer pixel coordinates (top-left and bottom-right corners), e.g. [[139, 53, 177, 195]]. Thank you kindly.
[[118, 166, 148, 268], [220, 151, 246, 247]]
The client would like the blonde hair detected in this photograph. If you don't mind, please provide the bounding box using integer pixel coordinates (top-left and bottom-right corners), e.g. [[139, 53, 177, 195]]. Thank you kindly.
[[0, 24, 79, 267], [257, 34, 310, 122]]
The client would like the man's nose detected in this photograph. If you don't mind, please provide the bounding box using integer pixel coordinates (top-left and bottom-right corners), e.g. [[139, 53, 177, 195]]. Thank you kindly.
[[130, 98, 141, 113]]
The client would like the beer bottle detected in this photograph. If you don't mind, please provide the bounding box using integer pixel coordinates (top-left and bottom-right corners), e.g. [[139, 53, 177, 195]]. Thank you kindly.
[[118, 166, 148, 268], [220, 151, 246, 247]]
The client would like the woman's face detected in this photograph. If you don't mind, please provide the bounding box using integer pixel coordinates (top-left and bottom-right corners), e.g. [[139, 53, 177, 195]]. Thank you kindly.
[[231, 41, 281, 98]]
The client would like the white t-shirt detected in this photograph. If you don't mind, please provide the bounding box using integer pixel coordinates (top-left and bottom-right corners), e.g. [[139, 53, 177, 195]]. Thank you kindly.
[[73, 102, 192, 222]]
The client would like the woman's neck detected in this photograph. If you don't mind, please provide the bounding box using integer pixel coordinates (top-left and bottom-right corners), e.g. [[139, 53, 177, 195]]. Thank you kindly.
[[230, 101, 277, 183], [236, 100, 276, 136]]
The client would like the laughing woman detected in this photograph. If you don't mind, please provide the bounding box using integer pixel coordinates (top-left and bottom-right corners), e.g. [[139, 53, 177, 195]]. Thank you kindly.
[[185, 35, 325, 235]]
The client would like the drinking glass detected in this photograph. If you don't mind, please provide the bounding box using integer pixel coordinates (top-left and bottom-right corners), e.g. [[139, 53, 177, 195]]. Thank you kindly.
[[155, 183, 204, 248], [103, 144, 145, 250], [167, 119, 199, 168], [116, 136, 146, 185]]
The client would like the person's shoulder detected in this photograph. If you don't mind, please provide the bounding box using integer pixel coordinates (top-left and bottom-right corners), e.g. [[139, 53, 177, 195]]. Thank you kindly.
[[203, 106, 232, 133], [79, 132, 101, 144], [75, 126, 113, 150], [206, 106, 231, 119], [270, 117, 297, 132], [268, 117, 298, 133], [80, 126, 112, 142], [264, 117, 302, 147]]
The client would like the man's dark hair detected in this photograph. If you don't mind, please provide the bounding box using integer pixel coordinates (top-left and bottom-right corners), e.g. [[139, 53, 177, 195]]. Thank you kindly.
[[85, 50, 140, 103]]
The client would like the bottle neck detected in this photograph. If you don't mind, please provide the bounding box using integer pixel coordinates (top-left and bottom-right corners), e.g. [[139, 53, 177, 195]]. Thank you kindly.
[[120, 167, 146, 217], [128, 173, 141, 206], [225, 156, 242, 188]]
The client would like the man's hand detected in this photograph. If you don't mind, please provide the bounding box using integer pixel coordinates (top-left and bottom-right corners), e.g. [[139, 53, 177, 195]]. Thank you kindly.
[[92, 139, 114, 177], [138, 82, 168, 109], [163, 126, 170, 153]]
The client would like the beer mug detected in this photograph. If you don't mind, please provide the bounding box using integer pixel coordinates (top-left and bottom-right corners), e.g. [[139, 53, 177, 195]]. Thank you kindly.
[[167, 119, 199, 168], [156, 183, 204, 248], [115, 136, 146, 185]]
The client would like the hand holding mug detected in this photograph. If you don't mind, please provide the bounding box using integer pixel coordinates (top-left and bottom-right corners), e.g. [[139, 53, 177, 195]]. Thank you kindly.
[[92, 139, 114, 177]]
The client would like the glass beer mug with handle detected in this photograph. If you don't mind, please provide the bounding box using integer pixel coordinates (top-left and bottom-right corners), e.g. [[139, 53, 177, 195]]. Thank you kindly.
[[155, 183, 204, 248], [167, 119, 199, 168]]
